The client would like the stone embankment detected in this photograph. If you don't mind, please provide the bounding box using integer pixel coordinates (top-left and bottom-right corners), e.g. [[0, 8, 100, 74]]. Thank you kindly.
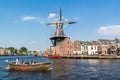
[[62, 55, 120, 59]]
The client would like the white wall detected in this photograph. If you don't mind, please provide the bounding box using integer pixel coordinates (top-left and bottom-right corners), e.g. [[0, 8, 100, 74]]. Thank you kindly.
[[87, 45, 98, 55]]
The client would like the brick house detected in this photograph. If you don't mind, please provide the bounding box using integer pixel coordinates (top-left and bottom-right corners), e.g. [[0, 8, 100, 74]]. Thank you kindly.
[[50, 37, 73, 56]]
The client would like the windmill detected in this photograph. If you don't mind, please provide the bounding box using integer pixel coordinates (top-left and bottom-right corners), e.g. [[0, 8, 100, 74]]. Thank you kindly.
[[47, 8, 76, 46]]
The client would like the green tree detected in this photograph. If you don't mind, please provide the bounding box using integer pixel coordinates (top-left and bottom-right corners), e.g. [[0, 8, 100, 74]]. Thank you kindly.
[[33, 50, 37, 54], [19, 49, 23, 54], [27, 50, 32, 54], [7, 47, 15, 53], [13, 49, 18, 54], [19, 47, 28, 54]]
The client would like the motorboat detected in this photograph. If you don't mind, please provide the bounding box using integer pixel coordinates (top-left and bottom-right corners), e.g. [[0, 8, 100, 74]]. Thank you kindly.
[[8, 61, 51, 71]]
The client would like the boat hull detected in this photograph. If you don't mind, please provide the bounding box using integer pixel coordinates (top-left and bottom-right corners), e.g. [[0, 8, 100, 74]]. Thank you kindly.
[[8, 62, 51, 71]]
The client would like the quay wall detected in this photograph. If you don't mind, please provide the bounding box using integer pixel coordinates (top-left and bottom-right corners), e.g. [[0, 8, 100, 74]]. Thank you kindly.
[[61, 55, 120, 59]]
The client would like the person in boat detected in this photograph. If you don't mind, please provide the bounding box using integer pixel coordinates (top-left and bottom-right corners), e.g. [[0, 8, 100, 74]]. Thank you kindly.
[[16, 58, 19, 64], [25, 60, 29, 64], [31, 60, 34, 65], [21, 60, 24, 64]]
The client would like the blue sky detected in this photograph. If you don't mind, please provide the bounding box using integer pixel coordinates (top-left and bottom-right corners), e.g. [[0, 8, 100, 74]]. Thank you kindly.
[[0, 0, 120, 51]]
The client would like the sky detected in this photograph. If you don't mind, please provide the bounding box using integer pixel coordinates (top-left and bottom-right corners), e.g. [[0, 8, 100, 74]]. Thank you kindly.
[[0, 0, 120, 51]]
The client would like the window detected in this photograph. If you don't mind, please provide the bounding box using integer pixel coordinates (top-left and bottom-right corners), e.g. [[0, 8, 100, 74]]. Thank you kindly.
[[91, 46, 93, 50]]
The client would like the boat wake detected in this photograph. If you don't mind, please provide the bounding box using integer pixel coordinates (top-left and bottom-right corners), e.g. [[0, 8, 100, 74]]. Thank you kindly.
[[6, 66, 10, 70]]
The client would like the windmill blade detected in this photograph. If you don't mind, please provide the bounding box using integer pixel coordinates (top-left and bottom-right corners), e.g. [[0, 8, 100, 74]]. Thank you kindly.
[[68, 21, 77, 24], [46, 23, 57, 26], [63, 21, 77, 24]]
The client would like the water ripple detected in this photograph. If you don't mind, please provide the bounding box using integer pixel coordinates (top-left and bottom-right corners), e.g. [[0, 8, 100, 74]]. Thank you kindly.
[[1, 56, 120, 80]]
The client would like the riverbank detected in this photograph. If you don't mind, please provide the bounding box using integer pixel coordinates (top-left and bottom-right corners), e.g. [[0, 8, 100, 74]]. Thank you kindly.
[[62, 55, 120, 59]]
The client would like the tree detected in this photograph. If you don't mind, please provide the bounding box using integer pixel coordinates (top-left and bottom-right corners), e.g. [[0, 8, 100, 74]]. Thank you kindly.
[[33, 50, 37, 54], [18, 49, 23, 54], [13, 49, 18, 54], [27, 50, 32, 54], [7, 47, 15, 53], [19, 47, 28, 54]]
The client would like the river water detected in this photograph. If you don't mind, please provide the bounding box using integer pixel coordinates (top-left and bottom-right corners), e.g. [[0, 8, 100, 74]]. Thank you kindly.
[[0, 56, 120, 80]]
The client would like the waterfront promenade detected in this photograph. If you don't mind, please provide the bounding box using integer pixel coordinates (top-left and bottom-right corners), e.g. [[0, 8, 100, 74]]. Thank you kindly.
[[62, 54, 120, 59]]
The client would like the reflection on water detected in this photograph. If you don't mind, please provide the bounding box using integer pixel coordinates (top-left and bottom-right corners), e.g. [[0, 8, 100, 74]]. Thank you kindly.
[[52, 59, 74, 80], [0, 56, 120, 80], [4, 70, 52, 80], [52, 59, 120, 80]]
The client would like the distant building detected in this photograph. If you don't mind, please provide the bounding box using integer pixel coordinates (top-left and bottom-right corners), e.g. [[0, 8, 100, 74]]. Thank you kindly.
[[0, 47, 5, 55], [0, 47, 11, 55], [114, 38, 120, 55], [45, 48, 51, 54]]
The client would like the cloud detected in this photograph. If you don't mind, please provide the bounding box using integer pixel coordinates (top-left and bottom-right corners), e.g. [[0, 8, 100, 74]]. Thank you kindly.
[[98, 25, 120, 35], [21, 16, 35, 21], [21, 16, 46, 24], [48, 13, 56, 19], [36, 17, 45, 24]]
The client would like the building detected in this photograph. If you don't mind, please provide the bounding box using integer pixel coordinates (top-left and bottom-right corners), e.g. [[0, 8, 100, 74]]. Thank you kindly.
[[73, 38, 120, 55], [0, 47, 11, 55], [97, 39, 111, 54], [73, 40, 82, 54], [81, 41, 99, 55], [73, 41, 99, 55], [50, 37, 73, 56], [86, 41, 98, 55], [47, 9, 76, 56]]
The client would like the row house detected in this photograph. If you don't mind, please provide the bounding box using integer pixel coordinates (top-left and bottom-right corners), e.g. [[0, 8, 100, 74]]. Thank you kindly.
[[73, 38, 120, 55], [73, 40, 82, 54], [74, 41, 100, 55], [87, 42, 99, 55], [81, 41, 99, 55], [73, 41, 97, 55], [112, 38, 120, 54], [97, 39, 111, 54]]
